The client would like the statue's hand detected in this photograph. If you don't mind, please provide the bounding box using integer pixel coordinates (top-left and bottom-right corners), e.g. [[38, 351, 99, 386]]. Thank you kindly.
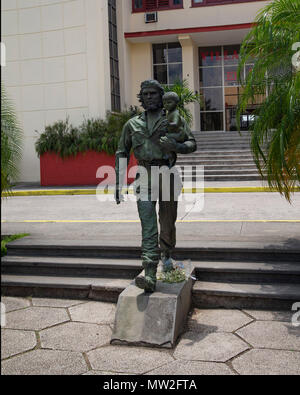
[[115, 188, 124, 205], [159, 136, 178, 152]]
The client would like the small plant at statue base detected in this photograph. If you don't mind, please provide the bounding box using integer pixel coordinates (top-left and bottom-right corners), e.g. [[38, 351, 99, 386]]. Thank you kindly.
[[158, 268, 186, 284]]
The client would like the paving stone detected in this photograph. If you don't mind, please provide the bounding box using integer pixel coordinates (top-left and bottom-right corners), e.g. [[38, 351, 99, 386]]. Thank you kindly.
[[86, 345, 174, 374], [1, 297, 31, 313], [32, 298, 85, 308], [243, 310, 293, 322], [69, 301, 116, 324], [146, 360, 235, 375], [1, 329, 36, 359], [1, 349, 88, 375], [236, 321, 300, 351], [174, 331, 249, 362], [40, 322, 112, 352], [232, 349, 300, 375], [5, 307, 69, 331], [188, 309, 253, 333]]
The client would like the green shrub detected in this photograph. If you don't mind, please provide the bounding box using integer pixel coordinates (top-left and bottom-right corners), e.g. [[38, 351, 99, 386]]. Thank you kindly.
[[1, 234, 29, 257], [35, 107, 141, 158]]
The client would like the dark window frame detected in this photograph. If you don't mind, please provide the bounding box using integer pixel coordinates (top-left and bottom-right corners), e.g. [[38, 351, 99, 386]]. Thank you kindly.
[[108, 0, 121, 112], [132, 0, 183, 13], [191, 0, 266, 8]]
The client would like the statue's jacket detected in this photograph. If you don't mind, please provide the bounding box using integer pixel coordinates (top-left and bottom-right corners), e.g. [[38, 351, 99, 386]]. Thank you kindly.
[[115, 110, 197, 166]]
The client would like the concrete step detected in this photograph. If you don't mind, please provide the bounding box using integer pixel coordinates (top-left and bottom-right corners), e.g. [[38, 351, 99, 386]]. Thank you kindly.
[[6, 241, 300, 262], [176, 159, 256, 165], [3, 256, 299, 284], [195, 145, 252, 150], [178, 151, 253, 157], [2, 274, 299, 309], [192, 281, 300, 309], [194, 260, 300, 284], [195, 140, 251, 145], [1, 274, 131, 302], [1, 256, 142, 279], [181, 169, 259, 176], [184, 173, 261, 183], [180, 165, 258, 171]]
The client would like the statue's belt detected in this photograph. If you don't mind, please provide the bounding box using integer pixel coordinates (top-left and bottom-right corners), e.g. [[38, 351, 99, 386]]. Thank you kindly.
[[138, 159, 170, 167]]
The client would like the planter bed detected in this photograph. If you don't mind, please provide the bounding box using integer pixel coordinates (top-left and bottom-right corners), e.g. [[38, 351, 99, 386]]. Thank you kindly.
[[40, 151, 137, 186]]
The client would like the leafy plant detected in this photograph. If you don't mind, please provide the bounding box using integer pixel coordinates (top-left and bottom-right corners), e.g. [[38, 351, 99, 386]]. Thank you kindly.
[[163, 79, 202, 126], [1, 233, 29, 257], [237, 0, 300, 201], [35, 107, 141, 159], [1, 85, 23, 194], [158, 268, 186, 284]]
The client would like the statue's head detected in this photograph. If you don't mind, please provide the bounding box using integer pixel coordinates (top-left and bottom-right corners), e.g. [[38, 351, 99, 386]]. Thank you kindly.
[[137, 79, 165, 111], [163, 91, 179, 112]]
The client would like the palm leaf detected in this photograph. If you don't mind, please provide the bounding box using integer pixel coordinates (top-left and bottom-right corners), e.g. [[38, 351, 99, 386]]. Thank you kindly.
[[237, 0, 300, 201], [1, 85, 23, 194]]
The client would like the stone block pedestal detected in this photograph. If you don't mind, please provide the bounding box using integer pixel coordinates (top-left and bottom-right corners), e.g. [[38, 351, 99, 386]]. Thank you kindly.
[[111, 262, 195, 348]]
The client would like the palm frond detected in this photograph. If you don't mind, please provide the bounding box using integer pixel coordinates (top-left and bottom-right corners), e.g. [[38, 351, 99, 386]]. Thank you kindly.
[[1, 85, 23, 194], [237, 0, 300, 201]]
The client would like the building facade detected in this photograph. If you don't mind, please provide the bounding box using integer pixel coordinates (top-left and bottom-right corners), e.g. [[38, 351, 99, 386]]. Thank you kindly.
[[2, 0, 270, 183]]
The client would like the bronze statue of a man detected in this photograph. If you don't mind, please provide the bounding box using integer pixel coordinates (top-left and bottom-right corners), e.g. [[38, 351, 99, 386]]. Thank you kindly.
[[115, 79, 197, 293]]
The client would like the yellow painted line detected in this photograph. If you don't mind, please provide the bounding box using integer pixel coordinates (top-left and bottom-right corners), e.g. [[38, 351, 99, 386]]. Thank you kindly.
[[2, 219, 300, 224], [2, 186, 300, 197]]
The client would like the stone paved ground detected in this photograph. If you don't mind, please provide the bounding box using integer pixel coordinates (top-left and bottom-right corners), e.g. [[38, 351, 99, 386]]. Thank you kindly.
[[1, 296, 300, 375]]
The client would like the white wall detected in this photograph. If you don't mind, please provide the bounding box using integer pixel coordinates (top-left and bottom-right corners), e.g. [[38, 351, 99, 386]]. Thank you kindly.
[[1, 0, 111, 183]]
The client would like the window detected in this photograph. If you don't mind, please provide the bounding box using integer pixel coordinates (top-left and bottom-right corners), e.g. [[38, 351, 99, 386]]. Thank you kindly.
[[199, 45, 257, 131], [153, 43, 182, 86], [108, 0, 120, 112], [192, 0, 264, 7], [133, 0, 183, 13]]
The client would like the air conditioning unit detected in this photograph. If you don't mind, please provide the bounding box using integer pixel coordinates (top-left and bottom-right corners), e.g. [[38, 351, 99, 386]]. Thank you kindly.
[[145, 12, 158, 23]]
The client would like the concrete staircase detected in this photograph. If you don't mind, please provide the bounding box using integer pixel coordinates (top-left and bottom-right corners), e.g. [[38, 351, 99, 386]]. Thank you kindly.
[[2, 240, 300, 310], [177, 131, 262, 181]]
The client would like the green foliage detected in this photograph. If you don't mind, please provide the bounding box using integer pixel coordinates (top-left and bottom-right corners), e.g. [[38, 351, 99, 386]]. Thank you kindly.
[[163, 79, 202, 126], [35, 107, 141, 159], [1, 233, 29, 257], [1, 85, 23, 194], [237, 0, 300, 201], [158, 268, 186, 284]]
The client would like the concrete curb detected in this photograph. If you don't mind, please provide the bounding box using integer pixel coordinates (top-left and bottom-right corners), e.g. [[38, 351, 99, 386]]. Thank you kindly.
[[2, 186, 300, 197]]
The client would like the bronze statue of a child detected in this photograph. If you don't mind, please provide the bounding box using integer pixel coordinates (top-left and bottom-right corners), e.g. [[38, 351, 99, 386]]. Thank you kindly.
[[160, 92, 186, 164]]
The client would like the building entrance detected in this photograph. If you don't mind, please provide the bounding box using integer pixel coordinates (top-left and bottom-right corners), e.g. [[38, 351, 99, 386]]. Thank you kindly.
[[199, 44, 260, 132]]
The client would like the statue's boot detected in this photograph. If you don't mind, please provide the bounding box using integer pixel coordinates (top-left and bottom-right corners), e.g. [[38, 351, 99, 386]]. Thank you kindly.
[[135, 262, 157, 293], [161, 252, 174, 273]]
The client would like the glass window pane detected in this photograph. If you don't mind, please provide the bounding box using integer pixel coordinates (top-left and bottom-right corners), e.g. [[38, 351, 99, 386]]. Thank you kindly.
[[224, 66, 238, 86], [168, 63, 182, 84], [167, 43, 182, 63], [200, 67, 222, 87], [223, 44, 240, 65], [199, 46, 222, 67], [134, 0, 143, 9], [153, 44, 167, 64], [154, 65, 168, 84], [200, 88, 223, 111], [225, 107, 238, 131], [200, 112, 224, 131]]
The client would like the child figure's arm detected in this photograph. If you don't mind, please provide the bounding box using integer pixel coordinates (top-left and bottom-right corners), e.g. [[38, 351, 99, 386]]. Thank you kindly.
[[167, 109, 181, 128]]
